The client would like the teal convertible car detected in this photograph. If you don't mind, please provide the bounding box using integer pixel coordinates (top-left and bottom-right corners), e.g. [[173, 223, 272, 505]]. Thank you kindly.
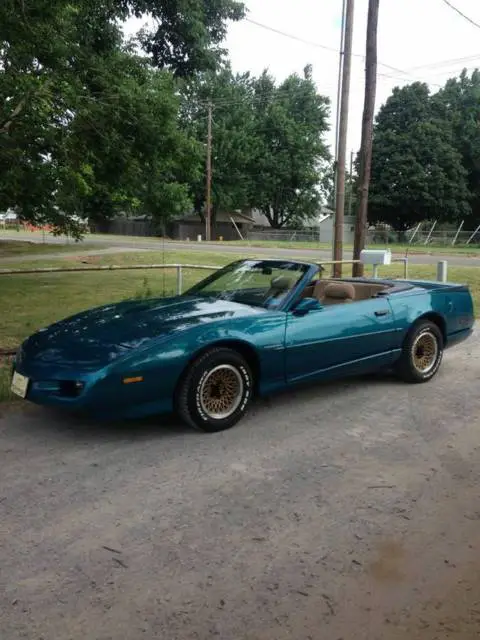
[[11, 259, 474, 432]]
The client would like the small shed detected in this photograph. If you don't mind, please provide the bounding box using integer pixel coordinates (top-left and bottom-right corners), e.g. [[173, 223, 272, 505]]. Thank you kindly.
[[168, 211, 256, 241]]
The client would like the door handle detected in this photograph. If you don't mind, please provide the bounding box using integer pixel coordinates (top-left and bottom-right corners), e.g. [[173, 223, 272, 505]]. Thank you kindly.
[[374, 309, 390, 317]]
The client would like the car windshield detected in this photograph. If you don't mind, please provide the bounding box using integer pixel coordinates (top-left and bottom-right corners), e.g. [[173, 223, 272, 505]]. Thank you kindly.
[[185, 260, 309, 309]]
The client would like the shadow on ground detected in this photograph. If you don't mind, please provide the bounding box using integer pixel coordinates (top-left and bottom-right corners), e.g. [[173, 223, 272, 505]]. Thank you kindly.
[[4, 369, 404, 444]]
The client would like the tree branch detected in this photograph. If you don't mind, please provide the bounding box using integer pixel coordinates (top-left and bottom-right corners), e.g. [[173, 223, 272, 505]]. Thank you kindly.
[[0, 97, 27, 134]]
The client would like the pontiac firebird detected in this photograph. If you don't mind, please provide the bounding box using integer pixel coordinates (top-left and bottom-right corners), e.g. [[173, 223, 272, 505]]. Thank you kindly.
[[11, 259, 474, 432]]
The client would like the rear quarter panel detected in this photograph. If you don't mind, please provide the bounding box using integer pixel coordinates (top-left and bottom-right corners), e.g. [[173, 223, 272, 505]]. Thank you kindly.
[[388, 281, 474, 350]]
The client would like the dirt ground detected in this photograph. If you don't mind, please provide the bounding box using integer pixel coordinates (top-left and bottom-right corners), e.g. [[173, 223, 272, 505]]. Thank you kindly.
[[1, 333, 480, 639]]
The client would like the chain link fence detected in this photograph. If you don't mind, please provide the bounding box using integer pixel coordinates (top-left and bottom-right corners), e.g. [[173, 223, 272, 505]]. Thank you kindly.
[[245, 224, 480, 248]]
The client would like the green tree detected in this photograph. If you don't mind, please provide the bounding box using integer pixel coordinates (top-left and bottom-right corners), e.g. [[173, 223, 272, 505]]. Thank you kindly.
[[433, 69, 480, 227], [0, 0, 244, 232], [369, 83, 470, 232], [136, 0, 245, 77], [183, 64, 330, 230], [180, 66, 256, 226], [249, 66, 331, 228]]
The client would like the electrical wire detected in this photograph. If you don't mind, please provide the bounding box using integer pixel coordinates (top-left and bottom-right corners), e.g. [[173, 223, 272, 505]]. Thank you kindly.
[[193, 71, 442, 110], [439, 0, 480, 30], [243, 17, 446, 88], [245, 17, 408, 75], [407, 53, 480, 72]]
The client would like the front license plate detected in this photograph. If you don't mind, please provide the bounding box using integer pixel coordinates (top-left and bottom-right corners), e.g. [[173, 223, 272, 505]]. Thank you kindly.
[[11, 371, 29, 398]]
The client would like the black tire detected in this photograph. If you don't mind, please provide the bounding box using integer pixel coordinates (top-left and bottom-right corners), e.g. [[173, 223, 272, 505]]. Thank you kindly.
[[396, 320, 443, 383], [176, 348, 253, 432]]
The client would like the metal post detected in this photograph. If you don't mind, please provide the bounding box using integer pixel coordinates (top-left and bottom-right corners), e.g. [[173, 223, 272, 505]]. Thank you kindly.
[[205, 102, 213, 242], [230, 216, 244, 240], [348, 149, 354, 217], [466, 223, 480, 245], [335, 0, 348, 164], [332, 0, 348, 241], [424, 220, 437, 245], [404, 257, 408, 280], [436, 261, 448, 283], [333, 0, 355, 277], [408, 222, 421, 245], [372, 263, 379, 278], [176, 265, 183, 294], [451, 220, 464, 246]]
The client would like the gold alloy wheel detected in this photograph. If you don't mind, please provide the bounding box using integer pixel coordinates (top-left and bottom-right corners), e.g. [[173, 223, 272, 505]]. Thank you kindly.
[[411, 330, 438, 374], [199, 364, 244, 420]]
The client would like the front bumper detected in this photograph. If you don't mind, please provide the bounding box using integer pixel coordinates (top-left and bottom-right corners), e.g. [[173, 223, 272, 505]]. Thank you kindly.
[[11, 362, 174, 420]]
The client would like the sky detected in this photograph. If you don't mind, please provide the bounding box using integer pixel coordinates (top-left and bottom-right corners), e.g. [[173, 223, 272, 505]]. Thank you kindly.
[[225, 0, 480, 153], [125, 0, 480, 154]]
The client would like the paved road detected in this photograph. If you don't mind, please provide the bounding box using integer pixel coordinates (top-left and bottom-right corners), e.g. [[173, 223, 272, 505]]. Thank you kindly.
[[2, 335, 480, 639], [2, 231, 480, 267]]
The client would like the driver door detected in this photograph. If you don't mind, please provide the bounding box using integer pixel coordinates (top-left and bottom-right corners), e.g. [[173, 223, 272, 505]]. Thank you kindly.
[[285, 297, 396, 383]]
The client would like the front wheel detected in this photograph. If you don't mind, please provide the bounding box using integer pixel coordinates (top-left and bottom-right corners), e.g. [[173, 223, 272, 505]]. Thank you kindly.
[[176, 348, 253, 432], [396, 321, 443, 383]]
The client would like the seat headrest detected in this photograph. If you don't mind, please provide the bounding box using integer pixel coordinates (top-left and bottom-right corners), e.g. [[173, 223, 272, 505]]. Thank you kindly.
[[270, 275, 291, 291], [323, 282, 355, 300]]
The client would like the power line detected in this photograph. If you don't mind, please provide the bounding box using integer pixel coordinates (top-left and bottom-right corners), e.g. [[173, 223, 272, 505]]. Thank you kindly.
[[244, 17, 445, 88], [407, 53, 480, 71], [244, 18, 339, 54], [439, 0, 480, 30], [245, 17, 407, 75]]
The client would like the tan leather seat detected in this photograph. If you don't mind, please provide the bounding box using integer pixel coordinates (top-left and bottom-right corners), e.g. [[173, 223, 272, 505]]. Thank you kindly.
[[312, 279, 388, 303], [319, 281, 355, 305]]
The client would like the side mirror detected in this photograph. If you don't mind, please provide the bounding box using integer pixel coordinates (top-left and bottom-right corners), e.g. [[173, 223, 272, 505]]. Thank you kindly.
[[292, 297, 322, 316]]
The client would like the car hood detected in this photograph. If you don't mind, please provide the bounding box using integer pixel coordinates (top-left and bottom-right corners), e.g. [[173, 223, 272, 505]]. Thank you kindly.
[[20, 296, 265, 371]]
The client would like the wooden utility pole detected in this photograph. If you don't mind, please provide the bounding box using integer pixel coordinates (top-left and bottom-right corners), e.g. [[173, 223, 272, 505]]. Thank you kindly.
[[205, 102, 213, 241], [333, 0, 354, 277], [352, 0, 380, 277], [348, 149, 354, 217], [334, 0, 348, 162]]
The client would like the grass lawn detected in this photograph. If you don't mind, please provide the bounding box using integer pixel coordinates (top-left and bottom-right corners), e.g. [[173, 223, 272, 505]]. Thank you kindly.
[[3, 228, 480, 256], [0, 240, 99, 257], [0, 249, 478, 401], [224, 239, 480, 256]]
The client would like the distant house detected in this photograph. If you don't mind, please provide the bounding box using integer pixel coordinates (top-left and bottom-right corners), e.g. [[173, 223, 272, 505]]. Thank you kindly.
[[247, 206, 356, 244], [167, 211, 256, 241], [250, 206, 334, 229]]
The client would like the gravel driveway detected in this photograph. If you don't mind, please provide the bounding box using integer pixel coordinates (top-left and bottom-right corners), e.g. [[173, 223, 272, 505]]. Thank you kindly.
[[1, 334, 480, 639]]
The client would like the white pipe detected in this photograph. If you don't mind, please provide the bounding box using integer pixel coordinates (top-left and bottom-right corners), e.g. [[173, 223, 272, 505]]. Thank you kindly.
[[424, 220, 437, 245], [408, 222, 421, 245], [466, 223, 480, 245], [230, 216, 244, 241], [451, 220, 464, 246], [437, 261, 448, 283]]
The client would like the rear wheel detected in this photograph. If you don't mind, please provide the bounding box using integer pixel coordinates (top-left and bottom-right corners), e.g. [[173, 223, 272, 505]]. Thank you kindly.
[[396, 320, 443, 383], [176, 348, 253, 432]]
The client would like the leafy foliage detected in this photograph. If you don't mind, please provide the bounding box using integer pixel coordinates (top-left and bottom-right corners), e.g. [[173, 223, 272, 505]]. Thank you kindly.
[[136, 0, 245, 77], [183, 64, 331, 230], [249, 66, 331, 228], [0, 0, 244, 234], [433, 70, 480, 227], [181, 66, 256, 224], [369, 83, 470, 231]]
